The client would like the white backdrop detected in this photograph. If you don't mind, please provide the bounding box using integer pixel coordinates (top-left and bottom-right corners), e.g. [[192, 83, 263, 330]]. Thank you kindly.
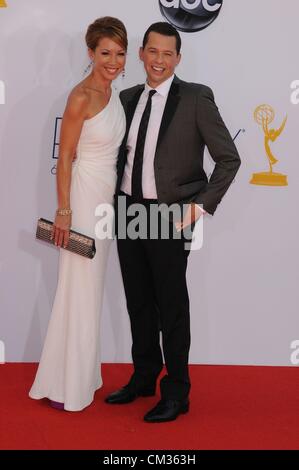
[[0, 0, 298, 365]]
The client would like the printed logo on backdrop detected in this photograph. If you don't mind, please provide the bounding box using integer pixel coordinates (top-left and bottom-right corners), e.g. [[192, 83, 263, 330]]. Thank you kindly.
[[290, 80, 299, 105], [290, 340, 299, 365], [205, 128, 245, 182], [51, 117, 62, 174], [250, 104, 288, 186], [51, 118, 245, 179], [159, 0, 223, 32], [1, 3, 8, 101], [233, 128, 245, 143]]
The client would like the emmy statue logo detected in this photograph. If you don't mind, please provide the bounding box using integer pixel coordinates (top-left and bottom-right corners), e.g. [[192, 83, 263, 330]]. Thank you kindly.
[[250, 104, 288, 186], [0, 1, 7, 7]]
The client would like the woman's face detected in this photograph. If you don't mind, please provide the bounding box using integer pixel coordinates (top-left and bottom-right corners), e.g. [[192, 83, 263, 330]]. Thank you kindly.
[[89, 36, 126, 81]]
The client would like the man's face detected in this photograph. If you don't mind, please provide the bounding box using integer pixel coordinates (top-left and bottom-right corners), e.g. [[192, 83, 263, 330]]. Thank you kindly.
[[139, 32, 181, 88]]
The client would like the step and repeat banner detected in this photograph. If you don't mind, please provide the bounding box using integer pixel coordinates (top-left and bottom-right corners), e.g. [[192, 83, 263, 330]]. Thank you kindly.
[[0, 0, 298, 365]]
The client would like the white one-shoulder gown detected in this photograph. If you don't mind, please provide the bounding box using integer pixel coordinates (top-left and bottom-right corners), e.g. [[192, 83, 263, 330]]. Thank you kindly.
[[29, 87, 125, 411]]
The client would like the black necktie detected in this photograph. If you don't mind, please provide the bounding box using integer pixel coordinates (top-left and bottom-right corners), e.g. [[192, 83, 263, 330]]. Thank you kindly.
[[131, 89, 156, 200]]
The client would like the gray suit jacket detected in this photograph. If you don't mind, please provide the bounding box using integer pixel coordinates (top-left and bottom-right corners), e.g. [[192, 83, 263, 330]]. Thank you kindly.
[[116, 76, 241, 215]]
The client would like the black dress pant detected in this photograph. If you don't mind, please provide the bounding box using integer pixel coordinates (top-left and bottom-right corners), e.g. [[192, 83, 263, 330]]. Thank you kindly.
[[116, 193, 192, 400]]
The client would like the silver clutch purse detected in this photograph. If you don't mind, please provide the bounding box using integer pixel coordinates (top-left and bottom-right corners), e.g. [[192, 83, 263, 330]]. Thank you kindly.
[[36, 218, 96, 259]]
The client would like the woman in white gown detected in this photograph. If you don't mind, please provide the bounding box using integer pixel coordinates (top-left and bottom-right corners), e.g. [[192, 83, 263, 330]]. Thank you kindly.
[[29, 17, 127, 411]]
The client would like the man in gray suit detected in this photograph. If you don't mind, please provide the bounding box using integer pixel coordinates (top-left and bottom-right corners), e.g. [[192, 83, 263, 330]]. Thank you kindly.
[[105, 22, 241, 422]]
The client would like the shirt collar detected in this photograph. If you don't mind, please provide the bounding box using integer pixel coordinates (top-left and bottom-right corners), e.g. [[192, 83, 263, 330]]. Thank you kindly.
[[144, 74, 175, 98]]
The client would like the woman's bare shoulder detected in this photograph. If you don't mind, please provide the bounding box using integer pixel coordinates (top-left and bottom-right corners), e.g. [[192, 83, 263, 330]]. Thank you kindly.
[[65, 82, 91, 116]]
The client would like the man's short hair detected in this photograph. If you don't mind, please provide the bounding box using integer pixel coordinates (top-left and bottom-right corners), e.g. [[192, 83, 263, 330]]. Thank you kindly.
[[142, 22, 181, 54]]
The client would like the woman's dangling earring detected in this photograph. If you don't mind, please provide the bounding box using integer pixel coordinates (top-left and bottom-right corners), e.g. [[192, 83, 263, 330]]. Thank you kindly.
[[122, 68, 125, 79], [84, 60, 94, 75]]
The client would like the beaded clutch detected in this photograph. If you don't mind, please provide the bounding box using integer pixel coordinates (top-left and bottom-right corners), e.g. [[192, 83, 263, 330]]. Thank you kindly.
[[36, 218, 96, 259]]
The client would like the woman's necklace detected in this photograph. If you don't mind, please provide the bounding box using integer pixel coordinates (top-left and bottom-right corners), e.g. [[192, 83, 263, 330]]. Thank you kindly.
[[84, 86, 104, 94], [84, 85, 111, 98]]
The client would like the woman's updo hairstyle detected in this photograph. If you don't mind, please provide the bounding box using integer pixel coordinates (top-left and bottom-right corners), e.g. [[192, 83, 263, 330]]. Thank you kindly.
[[85, 16, 128, 51]]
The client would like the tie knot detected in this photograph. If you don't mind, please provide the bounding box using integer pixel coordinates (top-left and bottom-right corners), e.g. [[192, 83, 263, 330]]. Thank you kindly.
[[148, 89, 156, 99]]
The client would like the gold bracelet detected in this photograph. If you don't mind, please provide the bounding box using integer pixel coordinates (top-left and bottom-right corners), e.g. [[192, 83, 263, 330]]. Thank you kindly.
[[56, 208, 72, 216]]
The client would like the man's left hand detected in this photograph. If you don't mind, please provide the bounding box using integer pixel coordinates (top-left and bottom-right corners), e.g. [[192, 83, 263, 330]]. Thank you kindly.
[[175, 203, 204, 232]]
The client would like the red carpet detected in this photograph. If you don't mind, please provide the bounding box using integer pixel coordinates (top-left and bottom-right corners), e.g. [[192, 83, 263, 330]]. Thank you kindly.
[[0, 364, 298, 450]]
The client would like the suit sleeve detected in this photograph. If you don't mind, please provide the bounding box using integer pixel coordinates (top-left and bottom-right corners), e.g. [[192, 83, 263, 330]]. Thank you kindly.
[[194, 86, 241, 215]]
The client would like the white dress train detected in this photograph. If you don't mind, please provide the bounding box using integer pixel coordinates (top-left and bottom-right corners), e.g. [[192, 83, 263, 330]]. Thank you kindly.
[[29, 87, 125, 411]]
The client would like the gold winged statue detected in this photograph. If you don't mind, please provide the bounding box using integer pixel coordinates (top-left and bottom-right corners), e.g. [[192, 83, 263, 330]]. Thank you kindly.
[[250, 104, 288, 186]]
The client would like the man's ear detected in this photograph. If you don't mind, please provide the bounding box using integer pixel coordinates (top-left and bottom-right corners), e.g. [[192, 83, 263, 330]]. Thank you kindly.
[[139, 47, 144, 62], [176, 53, 182, 67]]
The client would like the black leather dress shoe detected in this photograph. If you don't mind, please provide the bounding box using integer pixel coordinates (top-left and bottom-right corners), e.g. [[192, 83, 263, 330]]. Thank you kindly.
[[144, 399, 190, 423], [105, 384, 156, 404]]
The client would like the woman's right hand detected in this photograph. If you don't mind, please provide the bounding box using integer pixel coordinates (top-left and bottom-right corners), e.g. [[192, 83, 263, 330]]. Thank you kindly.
[[51, 87, 87, 249], [51, 214, 72, 248]]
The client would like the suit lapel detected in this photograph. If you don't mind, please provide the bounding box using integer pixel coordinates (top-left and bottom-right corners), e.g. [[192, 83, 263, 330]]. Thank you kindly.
[[156, 76, 181, 149], [120, 77, 181, 166], [117, 86, 144, 190], [123, 77, 181, 148], [124, 86, 144, 142]]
